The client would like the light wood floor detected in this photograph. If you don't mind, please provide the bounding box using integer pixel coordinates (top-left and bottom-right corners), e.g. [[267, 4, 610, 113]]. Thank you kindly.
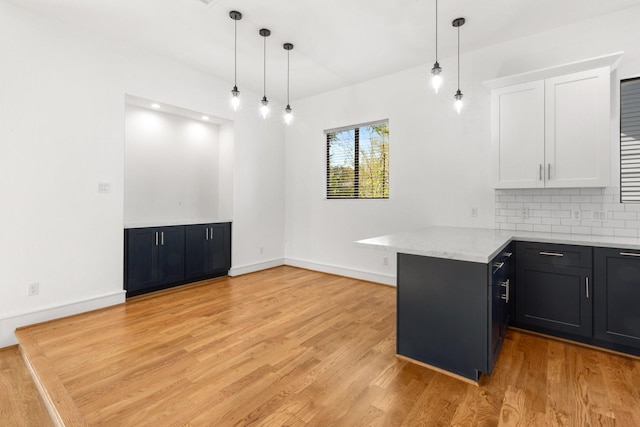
[[10, 266, 640, 426], [0, 346, 53, 426]]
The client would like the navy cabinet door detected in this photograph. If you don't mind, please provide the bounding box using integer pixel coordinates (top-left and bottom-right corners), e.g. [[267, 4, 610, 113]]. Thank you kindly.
[[594, 248, 640, 349], [158, 226, 185, 285], [210, 223, 231, 273], [185, 224, 210, 280], [516, 262, 592, 337], [126, 228, 159, 292]]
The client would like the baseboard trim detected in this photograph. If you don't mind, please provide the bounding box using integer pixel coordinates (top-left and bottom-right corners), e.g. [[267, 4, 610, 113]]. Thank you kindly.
[[284, 258, 396, 286], [228, 258, 285, 277], [0, 291, 126, 348]]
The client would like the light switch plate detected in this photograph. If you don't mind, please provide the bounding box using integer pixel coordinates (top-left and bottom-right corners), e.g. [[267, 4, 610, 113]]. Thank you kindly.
[[98, 183, 111, 193]]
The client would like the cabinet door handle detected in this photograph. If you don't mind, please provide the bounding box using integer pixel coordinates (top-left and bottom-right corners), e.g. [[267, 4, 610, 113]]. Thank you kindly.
[[539, 251, 563, 257], [620, 252, 640, 257], [547, 163, 551, 180], [503, 252, 513, 258], [493, 262, 504, 273], [501, 279, 510, 303], [539, 164, 543, 181], [585, 277, 589, 299], [161, 231, 164, 246], [206, 228, 209, 241], [155, 231, 158, 246], [210, 227, 214, 239]]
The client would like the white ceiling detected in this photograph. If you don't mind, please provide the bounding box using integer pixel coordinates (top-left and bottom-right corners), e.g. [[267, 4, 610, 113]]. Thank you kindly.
[[7, 0, 640, 102]]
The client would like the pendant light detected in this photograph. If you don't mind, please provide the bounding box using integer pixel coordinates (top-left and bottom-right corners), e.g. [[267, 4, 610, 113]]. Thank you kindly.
[[430, 0, 442, 93], [283, 43, 294, 125], [259, 28, 271, 119], [452, 17, 465, 114], [229, 11, 242, 111]]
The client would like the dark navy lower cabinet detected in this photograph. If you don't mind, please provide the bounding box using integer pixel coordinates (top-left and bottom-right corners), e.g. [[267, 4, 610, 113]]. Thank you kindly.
[[594, 248, 640, 351], [397, 245, 513, 382], [185, 223, 231, 280], [515, 242, 593, 337], [125, 226, 184, 296], [125, 222, 231, 297]]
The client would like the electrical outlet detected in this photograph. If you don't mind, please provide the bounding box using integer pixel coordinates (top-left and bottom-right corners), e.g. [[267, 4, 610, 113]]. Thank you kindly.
[[521, 207, 529, 219], [471, 207, 478, 217], [383, 256, 389, 266], [593, 211, 606, 221], [571, 210, 581, 220], [28, 282, 39, 296]]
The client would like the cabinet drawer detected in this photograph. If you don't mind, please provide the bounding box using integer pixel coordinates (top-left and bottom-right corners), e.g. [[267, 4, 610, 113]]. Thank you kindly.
[[517, 242, 592, 268]]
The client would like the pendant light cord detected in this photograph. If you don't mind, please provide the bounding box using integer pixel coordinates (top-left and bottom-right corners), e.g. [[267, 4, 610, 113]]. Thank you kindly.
[[435, 0, 438, 61], [287, 50, 290, 104], [457, 25, 460, 90], [263, 36, 266, 98], [234, 19, 237, 86]]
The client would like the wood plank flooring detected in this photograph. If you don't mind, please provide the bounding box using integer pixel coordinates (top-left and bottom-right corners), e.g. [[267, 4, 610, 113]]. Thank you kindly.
[[9, 266, 640, 426], [0, 346, 53, 426]]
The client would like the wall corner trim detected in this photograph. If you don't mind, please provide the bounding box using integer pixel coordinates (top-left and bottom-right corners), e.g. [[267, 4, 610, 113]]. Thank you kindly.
[[284, 258, 396, 287], [0, 291, 126, 348], [228, 258, 286, 277]]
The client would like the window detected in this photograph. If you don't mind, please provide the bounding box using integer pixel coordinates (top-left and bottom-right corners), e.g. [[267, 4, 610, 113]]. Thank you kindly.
[[621, 78, 640, 203], [326, 121, 389, 199]]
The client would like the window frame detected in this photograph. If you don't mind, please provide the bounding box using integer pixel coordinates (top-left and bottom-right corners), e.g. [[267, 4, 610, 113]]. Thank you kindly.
[[325, 120, 389, 200], [620, 77, 640, 203]]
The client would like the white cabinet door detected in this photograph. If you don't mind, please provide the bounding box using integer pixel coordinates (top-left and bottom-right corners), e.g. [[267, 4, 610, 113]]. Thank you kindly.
[[544, 67, 610, 188], [492, 81, 545, 188]]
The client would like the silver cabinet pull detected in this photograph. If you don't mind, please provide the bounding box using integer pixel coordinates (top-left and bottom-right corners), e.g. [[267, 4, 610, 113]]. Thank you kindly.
[[586, 277, 589, 299], [539, 164, 543, 181], [155, 231, 158, 246], [539, 251, 564, 257], [547, 163, 551, 180], [501, 279, 510, 303], [206, 228, 209, 241], [161, 231, 164, 246], [210, 227, 214, 239], [503, 252, 513, 258], [620, 252, 640, 257], [493, 262, 504, 273]]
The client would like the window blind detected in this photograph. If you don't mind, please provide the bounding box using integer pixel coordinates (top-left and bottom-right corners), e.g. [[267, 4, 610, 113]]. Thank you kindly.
[[621, 78, 640, 203], [326, 121, 389, 199]]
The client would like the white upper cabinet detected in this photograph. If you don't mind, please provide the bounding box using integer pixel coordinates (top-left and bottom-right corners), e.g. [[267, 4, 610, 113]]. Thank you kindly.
[[492, 81, 545, 188], [544, 68, 610, 188], [486, 53, 621, 189]]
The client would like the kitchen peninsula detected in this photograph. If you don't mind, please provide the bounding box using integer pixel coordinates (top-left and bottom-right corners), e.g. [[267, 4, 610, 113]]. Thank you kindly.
[[357, 227, 640, 382]]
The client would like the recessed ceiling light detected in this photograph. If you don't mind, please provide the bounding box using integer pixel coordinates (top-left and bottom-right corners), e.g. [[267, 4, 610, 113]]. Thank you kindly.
[[201, 115, 209, 121], [151, 103, 160, 109]]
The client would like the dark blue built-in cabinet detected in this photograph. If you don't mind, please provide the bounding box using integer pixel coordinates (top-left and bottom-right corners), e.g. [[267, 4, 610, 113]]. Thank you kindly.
[[125, 222, 231, 297]]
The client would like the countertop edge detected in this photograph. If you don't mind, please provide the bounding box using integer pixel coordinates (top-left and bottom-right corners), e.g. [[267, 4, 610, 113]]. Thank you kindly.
[[356, 227, 640, 264], [124, 219, 232, 229]]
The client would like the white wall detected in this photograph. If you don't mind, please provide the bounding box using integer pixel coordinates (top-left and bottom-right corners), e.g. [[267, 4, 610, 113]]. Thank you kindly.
[[284, 5, 640, 284], [124, 106, 220, 225], [0, 2, 285, 346]]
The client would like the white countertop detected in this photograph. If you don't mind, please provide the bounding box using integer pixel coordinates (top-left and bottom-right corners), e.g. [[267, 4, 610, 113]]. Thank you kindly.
[[355, 226, 640, 263], [124, 219, 232, 229]]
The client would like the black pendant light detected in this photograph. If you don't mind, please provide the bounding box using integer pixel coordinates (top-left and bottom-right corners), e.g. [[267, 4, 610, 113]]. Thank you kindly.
[[430, 0, 442, 93], [452, 17, 465, 114], [229, 11, 242, 111], [283, 43, 294, 125], [259, 28, 271, 119]]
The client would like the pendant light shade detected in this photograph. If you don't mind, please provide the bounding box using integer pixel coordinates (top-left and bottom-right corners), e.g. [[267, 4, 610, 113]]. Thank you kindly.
[[259, 28, 271, 119], [430, 0, 442, 93], [229, 11, 242, 111], [283, 43, 294, 125], [452, 17, 465, 114]]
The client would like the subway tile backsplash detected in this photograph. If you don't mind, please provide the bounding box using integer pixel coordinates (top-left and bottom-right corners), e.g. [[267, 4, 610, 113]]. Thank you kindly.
[[495, 187, 640, 237]]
